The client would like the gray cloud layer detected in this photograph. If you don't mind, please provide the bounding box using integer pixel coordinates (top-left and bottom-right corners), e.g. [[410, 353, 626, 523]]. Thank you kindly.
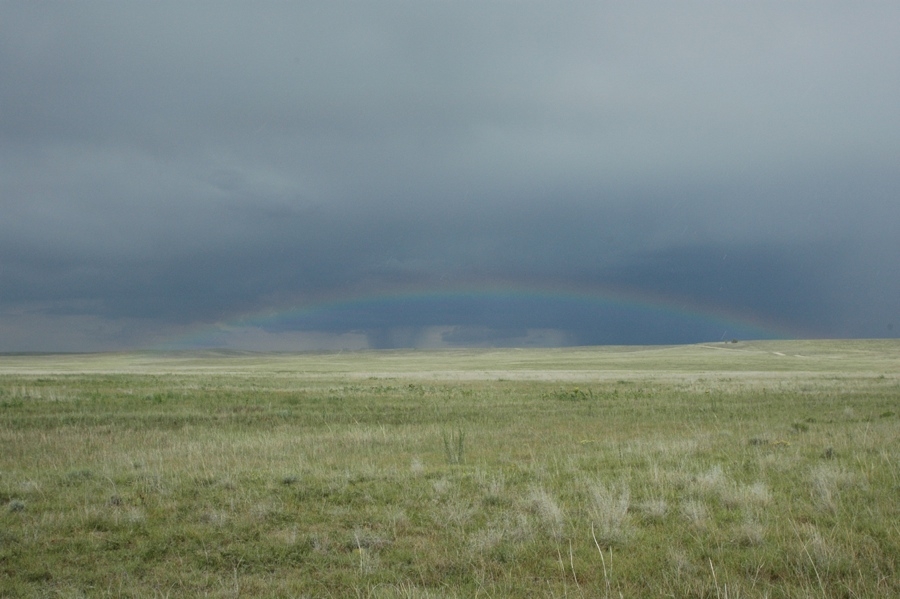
[[2, 2, 898, 351]]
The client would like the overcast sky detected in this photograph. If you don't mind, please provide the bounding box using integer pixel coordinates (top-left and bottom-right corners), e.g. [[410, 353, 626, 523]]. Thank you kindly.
[[2, 2, 898, 351]]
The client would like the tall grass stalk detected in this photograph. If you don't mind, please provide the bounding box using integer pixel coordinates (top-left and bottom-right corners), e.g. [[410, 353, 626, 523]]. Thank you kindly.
[[442, 427, 465, 465]]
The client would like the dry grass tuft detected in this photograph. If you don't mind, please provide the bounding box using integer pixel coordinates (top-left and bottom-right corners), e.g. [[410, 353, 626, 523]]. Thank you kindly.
[[737, 517, 766, 546], [636, 498, 668, 522], [586, 480, 632, 545], [810, 464, 856, 513], [526, 486, 565, 539], [722, 480, 772, 510], [681, 499, 709, 529]]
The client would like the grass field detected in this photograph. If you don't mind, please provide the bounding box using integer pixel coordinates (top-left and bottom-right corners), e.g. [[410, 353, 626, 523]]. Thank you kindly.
[[1, 340, 898, 597]]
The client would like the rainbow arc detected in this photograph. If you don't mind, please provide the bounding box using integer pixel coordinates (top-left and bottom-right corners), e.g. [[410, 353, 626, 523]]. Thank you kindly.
[[156, 284, 797, 350]]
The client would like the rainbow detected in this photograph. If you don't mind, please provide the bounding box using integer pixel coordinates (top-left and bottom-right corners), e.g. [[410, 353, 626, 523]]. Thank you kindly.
[[154, 283, 801, 350]]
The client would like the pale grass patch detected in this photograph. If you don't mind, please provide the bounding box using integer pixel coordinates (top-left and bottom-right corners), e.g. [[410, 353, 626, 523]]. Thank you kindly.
[[810, 464, 856, 513], [410, 457, 425, 475], [117, 507, 145, 525], [586, 480, 632, 545], [365, 581, 458, 598], [526, 486, 565, 539], [737, 517, 766, 546], [646, 460, 663, 485], [669, 548, 698, 579], [636, 498, 668, 521], [354, 545, 382, 576], [273, 526, 300, 546], [250, 499, 281, 521], [745, 481, 772, 505], [432, 477, 451, 497], [476, 469, 506, 505], [9, 386, 72, 401], [758, 449, 795, 474], [442, 499, 476, 528], [798, 523, 844, 573], [499, 511, 534, 544], [310, 533, 332, 553], [345, 424, 393, 448], [18, 479, 42, 495], [352, 527, 391, 551], [646, 437, 700, 459], [344, 458, 380, 482], [215, 474, 237, 491], [487, 474, 505, 500], [693, 465, 772, 513], [469, 525, 505, 554], [201, 509, 229, 526], [353, 529, 389, 575], [79, 504, 111, 526], [471, 512, 534, 551], [722, 481, 771, 510], [695, 465, 727, 496], [681, 499, 708, 529]]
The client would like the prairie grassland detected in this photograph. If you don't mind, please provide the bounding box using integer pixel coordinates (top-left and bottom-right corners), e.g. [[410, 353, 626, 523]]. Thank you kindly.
[[1, 340, 898, 597]]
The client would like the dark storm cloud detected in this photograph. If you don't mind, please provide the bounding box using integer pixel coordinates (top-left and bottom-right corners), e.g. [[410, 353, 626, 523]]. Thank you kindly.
[[1, 2, 899, 350]]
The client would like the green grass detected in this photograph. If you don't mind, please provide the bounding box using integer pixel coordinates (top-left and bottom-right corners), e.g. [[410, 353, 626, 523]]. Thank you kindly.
[[1, 340, 898, 597]]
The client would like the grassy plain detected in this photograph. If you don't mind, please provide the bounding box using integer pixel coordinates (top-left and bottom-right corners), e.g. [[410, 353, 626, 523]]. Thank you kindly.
[[1, 340, 898, 597]]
